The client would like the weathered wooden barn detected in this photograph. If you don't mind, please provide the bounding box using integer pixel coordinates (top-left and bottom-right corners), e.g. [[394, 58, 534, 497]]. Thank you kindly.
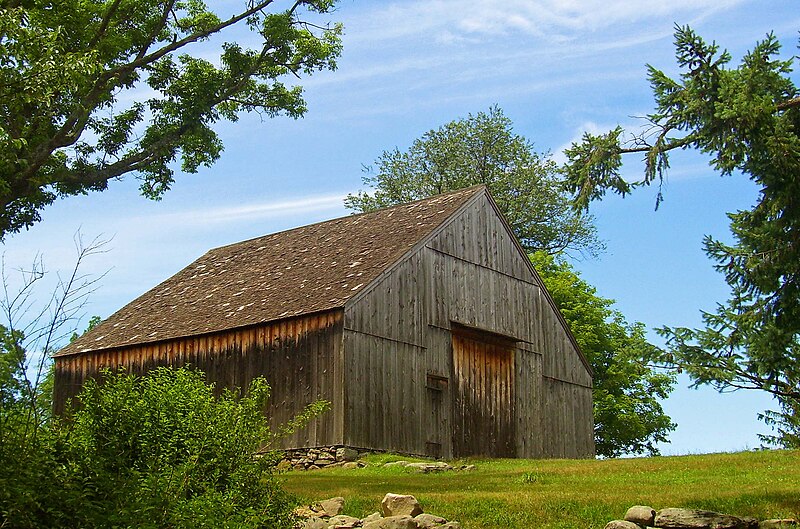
[[55, 185, 594, 459]]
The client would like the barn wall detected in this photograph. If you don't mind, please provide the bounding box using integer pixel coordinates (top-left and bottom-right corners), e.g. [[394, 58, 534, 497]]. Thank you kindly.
[[53, 310, 344, 449], [345, 193, 594, 459]]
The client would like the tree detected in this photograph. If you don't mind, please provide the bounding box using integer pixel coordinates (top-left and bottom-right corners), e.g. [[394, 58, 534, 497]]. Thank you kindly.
[[345, 106, 602, 257], [0, 0, 343, 239], [562, 26, 800, 446], [531, 252, 676, 457]]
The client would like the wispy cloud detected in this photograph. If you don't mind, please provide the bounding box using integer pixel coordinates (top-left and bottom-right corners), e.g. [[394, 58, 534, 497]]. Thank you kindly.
[[347, 0, 745, 45], [137, 193, 349, 228]]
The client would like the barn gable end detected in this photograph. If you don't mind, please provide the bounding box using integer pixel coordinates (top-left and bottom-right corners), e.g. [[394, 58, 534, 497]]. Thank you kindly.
[[342, 189, 593, 459], [54, 186, 594, 459]]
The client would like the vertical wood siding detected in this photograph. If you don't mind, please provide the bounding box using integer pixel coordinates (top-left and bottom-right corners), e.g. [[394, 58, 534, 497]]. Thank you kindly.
[[344, 193, 594, 459], [54, 311, 344, 449]]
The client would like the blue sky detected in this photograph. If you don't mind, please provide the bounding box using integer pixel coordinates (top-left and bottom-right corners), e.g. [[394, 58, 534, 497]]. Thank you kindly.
[[5, 0, 799, 455]]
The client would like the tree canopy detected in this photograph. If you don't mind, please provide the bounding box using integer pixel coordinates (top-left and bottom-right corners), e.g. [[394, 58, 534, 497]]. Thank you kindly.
[[562, 25, 800, 447], [0, 0, 342, 239], [531, 252, 676, 457], [346, 107, 602, 257]]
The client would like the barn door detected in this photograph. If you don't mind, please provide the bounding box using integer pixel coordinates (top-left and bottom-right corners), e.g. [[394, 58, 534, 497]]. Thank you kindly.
[[451, 326, 516, 458]]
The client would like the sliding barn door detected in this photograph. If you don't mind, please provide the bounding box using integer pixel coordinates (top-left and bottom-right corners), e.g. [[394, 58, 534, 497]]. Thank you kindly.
[[451, 328, 516, 458]]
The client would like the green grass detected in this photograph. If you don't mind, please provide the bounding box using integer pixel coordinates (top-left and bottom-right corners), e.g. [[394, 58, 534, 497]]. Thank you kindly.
[[282, 450, 800, 529]]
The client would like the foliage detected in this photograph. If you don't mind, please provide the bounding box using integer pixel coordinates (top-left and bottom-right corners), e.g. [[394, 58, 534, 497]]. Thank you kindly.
[[60, 367, 326, 529], [562, 25, 800, 447], [284, 450, 800, 529], [1, 365, 328, 528], [0, 0, 343, 239], [345, 106, 601, 257], [0, 241, 323, 527], [530, 252, 676, 457]]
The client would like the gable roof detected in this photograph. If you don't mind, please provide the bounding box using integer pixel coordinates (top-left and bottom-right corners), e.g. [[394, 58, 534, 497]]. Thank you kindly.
[[58, 186, 486, 356]]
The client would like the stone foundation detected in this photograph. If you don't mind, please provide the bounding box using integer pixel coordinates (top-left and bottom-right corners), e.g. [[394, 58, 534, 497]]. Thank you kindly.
[[281, 445, 370, 470]]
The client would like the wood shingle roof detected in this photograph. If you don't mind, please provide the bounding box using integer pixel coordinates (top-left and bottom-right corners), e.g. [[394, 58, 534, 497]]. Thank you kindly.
[[58, 186, 485, 356]]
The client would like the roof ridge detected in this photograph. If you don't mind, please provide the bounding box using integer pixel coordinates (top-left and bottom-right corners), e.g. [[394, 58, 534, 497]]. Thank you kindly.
[[207, 185, 487, 253]]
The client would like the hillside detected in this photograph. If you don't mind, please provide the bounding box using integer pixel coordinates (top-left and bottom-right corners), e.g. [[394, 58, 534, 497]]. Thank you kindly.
[[283, 450, 799, 528]]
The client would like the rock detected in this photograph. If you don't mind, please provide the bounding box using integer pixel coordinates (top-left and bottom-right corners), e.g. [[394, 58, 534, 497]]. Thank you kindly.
[[309, 465, 321, 470], [438, 523, 461, 529], [414, 513, 447, 529], [319, 497, 345, 517], [292, 507, 319, 518], [363, 515, 418, 529], [300, 517, 329, 529], [343, 462, 360, 469], [337, 447, 360, 462], [405, 462, 452, 473], [605, 521, 642, 529], [328, 514, 362, 528], [626, 506, 656, 527], [655, 508, 754, 529], [381, 493, 423, 517], [460, 465, 476, 472], [760, 520, 798, 529], [362, 512, 382, 524]]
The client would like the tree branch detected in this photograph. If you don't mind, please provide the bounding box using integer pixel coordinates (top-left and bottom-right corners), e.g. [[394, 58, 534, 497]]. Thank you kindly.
[[20, 0, 281, 188], [88, 0, 124, 48], [776, 96, 800, 111]]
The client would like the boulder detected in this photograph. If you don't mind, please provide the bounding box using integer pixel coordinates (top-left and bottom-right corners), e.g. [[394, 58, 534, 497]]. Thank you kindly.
[[336, 447, 360, 462], [300, 517, 329, 529], [605, 521, 642, 529], [362, 513, 382, 524], [654, 508, 755, 529], [343, 462, 360, 469], [319, 497, 345, 517], [381, 494, 423, 517], [626, 506, 656, 527], [295, 505, 322, 518], [414, 513, 447, 529], [405, 462, 452, 473], [438, 523, 461, 529], [363, 515, 418, 529], [328, 514, 362, 528]]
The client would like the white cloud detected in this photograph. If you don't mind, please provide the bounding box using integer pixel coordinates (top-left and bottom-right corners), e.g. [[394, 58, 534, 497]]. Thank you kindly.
[[348, 0, 745, 45], [137, 192, 348, 228]]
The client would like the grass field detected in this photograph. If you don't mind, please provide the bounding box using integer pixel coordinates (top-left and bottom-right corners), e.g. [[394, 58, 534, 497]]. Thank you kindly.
[[283, 450, 799, 528]]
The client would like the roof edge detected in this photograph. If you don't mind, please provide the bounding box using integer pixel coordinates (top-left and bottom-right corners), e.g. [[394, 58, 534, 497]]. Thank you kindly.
[[480, 191, 594, 378], [53, 307, 345, 359]]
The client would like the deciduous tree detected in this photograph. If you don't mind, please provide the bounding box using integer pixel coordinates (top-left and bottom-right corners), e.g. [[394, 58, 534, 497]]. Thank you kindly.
[[531, 252, 676, 457], [562, 25, 800, 447], [346, 107, 602, 257], [0, 0, 342, 239]]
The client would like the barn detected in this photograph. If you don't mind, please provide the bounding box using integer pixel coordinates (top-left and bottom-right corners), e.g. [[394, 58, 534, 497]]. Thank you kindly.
[[54, 185, 594, 459]]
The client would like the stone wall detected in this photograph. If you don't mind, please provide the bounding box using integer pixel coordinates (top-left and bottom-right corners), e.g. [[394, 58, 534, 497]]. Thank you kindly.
[[606, 505, 796, 529], [280, 446, 369, 470]]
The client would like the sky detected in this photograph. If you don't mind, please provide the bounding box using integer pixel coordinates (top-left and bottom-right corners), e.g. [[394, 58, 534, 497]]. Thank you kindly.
[[4, 0, 800, 455]]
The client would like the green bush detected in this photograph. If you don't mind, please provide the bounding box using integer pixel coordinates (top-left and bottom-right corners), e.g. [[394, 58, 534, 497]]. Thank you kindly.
[[0, 366, 324, 528]]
